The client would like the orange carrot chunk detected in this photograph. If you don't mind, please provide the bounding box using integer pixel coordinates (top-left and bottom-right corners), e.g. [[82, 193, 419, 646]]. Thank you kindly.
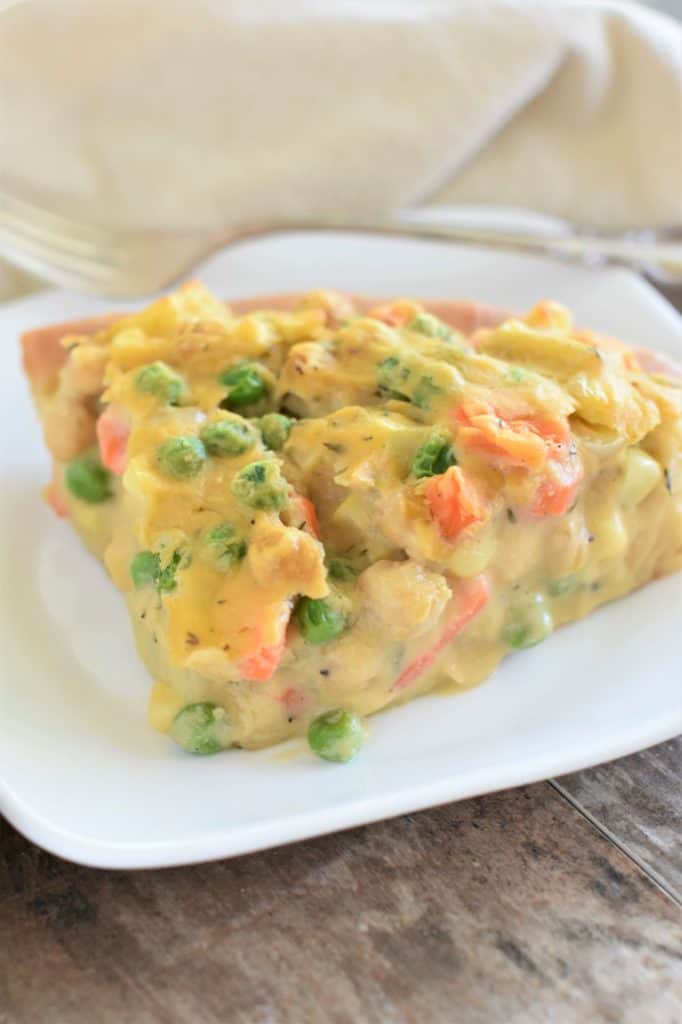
[[367, 299, 418, 327], [530, 447, 583, 518], [393, 575, 489, 691], [278, 687, 308, 716], [238, 638, 287, 682], [455, 403, 549, 470], [425, 466, 488, 541], [294, 494, 321, 539], [237, 604, 292, 682], [523, 415, 583, 517], [456, 402, 583, 518], [96, 406, 130, 476]]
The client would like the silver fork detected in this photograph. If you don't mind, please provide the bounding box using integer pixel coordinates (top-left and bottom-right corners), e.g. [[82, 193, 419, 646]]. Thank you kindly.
[[1, 188, 681, 298]]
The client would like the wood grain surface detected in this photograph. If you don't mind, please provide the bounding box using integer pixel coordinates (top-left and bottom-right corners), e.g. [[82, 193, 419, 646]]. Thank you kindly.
[[1, 746, 681, 1024], [556, 738, 682, 903]]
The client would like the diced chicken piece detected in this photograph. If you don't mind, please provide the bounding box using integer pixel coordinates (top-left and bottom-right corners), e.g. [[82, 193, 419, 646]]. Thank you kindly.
[[295, 289, 357, 327], [247, 520, 328, 598], [62, 343, 109, 396], [359, 559, 450, 639], [21, 314, 118, 390], [231, 294, 507, 337], [42, 398, 97, 461]]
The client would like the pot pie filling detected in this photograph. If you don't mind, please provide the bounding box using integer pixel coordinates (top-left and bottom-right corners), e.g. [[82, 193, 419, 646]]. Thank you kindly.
[[22, 283, 682, 760]]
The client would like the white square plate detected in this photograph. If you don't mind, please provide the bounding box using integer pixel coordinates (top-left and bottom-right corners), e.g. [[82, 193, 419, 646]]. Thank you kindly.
[[1, 232, 680, 868]]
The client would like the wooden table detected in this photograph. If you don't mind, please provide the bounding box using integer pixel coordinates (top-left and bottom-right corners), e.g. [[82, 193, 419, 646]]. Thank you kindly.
[[1, 740, 680, 1023], [2, 285, 681, 1024]]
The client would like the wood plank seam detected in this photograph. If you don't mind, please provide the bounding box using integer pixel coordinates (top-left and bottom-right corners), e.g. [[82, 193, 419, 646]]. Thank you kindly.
[[549, 779, 681, 908]]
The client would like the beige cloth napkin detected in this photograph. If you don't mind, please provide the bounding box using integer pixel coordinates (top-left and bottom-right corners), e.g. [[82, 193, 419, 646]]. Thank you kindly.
[[1, 0, 681, 300]]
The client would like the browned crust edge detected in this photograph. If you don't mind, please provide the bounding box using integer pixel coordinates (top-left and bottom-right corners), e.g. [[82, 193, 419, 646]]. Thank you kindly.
[[21, 314, 121, 390], [20, 295, 509, 392]]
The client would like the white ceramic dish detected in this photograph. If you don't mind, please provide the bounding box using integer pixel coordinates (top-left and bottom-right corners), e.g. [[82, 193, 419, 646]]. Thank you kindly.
[[1, 231, 680, 869]]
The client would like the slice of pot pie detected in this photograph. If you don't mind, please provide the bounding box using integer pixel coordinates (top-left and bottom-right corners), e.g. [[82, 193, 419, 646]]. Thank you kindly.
[[22, 283, 681, 761]]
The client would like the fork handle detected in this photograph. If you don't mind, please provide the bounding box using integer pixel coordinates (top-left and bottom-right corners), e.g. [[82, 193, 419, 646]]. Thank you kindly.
[[240, 218, 682, 283]]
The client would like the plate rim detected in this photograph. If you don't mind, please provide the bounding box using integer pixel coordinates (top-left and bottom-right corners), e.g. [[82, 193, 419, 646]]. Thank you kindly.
[[1, 233, 680, 868], [2, 705, 680, 869]]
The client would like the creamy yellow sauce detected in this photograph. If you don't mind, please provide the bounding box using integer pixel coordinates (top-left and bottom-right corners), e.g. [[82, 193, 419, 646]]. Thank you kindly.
[[29, 284, 682, 750]]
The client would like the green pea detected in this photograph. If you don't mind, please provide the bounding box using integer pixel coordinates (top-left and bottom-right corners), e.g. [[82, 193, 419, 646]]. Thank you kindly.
[[377, 359, 440, 409], [504, 593, 554, 649], [547, 576, 580, 598], [171, 702, 232, 755], [130, 549, 183, 593], [130, 550, 160, 589], [295, 597, 346, 645], [327, 557, 358, 582], [412, 376, 441, 410], [377, 355, 410, 401], [411, 432, 457, 479], [219, 363, 267, 409], [259, 412, 293, 451], [200, 418, 255, 457], [204, 524, 248, 567], [308, 709, 365, 763], [408, 313, 454, 340], [134, 361, 185, 404], [156, 436, 206, 478], [156, 550, 183, 593], [231, 460, 287, 510], [65, 455, 112, 503]]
